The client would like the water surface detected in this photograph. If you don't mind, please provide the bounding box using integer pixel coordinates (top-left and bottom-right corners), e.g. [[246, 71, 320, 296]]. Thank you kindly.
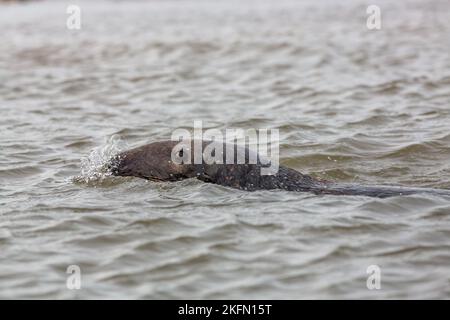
[[1, 0, 450, 299]]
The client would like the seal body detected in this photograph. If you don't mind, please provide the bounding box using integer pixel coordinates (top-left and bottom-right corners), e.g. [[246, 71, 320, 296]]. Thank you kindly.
[[108, 140, 450, 198]]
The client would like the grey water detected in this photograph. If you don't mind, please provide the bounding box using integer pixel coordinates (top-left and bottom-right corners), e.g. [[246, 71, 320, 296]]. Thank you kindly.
[[1, 0, 450, 299]]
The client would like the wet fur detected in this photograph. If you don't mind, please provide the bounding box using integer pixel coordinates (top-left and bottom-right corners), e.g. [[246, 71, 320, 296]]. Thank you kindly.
[[108, 140, 450, 198]]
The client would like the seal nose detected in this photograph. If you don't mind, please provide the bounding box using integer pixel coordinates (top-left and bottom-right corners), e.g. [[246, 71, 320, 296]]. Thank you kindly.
[[105, 155, 122, 176]]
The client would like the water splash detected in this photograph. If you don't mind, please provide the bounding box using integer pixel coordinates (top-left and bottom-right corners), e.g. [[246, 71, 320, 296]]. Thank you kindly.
[[74, 135, 128, 185]]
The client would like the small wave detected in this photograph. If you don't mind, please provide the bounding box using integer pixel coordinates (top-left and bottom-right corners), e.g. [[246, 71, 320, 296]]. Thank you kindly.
[[0, 165, 42, 179], [72, 135, 127, 185]]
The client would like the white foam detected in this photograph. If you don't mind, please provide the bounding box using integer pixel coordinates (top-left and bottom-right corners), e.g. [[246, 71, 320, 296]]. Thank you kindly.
[[76, 135, 127, 185]]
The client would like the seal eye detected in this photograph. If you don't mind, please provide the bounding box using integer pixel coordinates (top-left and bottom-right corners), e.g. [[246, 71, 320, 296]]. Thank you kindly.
[[178, 149, 184, 158]]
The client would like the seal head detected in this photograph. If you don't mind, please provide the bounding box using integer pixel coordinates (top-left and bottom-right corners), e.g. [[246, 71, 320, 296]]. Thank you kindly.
[[108, 141, 197, 182]]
